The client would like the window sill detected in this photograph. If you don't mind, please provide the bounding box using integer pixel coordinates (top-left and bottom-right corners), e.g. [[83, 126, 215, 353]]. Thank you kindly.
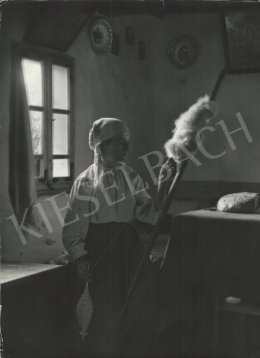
[[37, 185, 72, 197]]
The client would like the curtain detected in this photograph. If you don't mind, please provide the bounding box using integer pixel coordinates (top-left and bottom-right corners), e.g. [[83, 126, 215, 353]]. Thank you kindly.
[[9, 49, 41, 229]]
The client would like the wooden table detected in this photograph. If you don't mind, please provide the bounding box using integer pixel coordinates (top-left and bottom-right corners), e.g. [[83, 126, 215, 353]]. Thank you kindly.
[[1, 263, 65, 358], [159, 210, 260, 357]]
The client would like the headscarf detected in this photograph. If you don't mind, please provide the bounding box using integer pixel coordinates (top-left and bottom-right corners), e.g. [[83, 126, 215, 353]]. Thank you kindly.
[[89, 118, 130, 184]]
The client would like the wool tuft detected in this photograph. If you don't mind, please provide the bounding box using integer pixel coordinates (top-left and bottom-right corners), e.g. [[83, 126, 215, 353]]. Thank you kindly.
[[164, 95, 216, 163]]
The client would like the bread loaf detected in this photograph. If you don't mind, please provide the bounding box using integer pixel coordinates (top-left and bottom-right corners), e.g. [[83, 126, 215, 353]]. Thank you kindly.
[[217, 192, 260, 213]]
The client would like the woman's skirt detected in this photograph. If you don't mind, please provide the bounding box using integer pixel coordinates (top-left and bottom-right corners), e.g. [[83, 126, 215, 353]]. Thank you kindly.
[[66, 222, 159, 358]]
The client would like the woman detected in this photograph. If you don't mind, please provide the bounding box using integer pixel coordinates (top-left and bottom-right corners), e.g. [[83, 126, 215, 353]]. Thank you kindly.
[[62, 118, 174, 357]]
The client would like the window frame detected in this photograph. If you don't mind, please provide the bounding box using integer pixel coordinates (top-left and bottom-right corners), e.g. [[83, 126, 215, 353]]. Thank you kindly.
[[13, 42, 75, 195]]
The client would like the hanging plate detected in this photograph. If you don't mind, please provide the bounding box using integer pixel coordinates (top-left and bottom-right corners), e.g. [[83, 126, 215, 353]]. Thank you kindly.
[[168, 37, 197, 70], [90, 19, 113, 56]]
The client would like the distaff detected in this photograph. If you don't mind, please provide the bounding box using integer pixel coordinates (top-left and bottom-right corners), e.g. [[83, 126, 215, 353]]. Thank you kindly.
[[110, 67, 226, 345]]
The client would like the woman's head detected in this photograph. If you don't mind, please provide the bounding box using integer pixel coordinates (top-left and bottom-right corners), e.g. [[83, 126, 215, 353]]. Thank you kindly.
[[100, 132, 130, 166], [89, 118, 130, 167]]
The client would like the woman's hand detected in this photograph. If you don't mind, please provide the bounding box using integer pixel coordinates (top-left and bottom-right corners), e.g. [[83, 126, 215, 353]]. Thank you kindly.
[[158, 158, 176, 184], [75, 256, 93, 282]]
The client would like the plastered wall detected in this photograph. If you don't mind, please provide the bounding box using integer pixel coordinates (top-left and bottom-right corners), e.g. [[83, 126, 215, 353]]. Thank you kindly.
[[146, 13, 260, 183], [1, 5, 259, 263]]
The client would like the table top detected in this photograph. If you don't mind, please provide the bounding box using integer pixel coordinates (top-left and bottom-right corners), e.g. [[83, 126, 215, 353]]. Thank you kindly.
[[178, 209, 260, 222], [1, 263, 63, 288]]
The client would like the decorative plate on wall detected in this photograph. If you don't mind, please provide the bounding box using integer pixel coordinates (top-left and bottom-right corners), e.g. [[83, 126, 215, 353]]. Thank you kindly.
[[168, 37, 197, 70], [90, 19, 113, 56]]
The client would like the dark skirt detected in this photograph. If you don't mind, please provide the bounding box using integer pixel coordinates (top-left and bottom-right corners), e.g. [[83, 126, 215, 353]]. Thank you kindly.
[[65, 222, 159, 358]]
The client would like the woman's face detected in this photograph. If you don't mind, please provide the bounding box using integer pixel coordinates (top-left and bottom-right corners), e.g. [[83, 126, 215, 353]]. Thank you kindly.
[[101, 132, 130, 166]]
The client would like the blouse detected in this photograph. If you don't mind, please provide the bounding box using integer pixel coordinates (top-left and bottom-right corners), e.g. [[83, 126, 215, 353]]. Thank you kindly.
[[62, 162, 159, 261]]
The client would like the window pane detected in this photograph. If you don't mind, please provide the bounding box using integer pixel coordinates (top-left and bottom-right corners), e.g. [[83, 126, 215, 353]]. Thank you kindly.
[[52, 65, 69, 110], [52, 114, 69, 155], [52, 159, 70, 178], [29, 111, 43, 155], [22, 59, 43, 106]]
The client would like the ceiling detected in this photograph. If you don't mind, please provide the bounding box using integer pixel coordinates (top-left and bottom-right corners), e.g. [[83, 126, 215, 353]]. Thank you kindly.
[[3, 0, 260, 52]]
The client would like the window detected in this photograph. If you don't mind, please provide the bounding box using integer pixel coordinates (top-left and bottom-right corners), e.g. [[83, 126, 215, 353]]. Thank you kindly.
[[18, 44, 74, 193]]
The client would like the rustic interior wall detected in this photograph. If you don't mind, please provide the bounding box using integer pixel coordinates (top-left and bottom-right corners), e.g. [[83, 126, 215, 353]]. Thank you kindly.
[[147, 13, 260, 183], [1, 5, 259, 263], [68, 13, 154, 181]]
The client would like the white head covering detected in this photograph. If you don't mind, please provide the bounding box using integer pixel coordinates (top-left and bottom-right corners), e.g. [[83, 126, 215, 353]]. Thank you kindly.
[[89, 118, 130, 184], [89, 118, 129, 153]]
